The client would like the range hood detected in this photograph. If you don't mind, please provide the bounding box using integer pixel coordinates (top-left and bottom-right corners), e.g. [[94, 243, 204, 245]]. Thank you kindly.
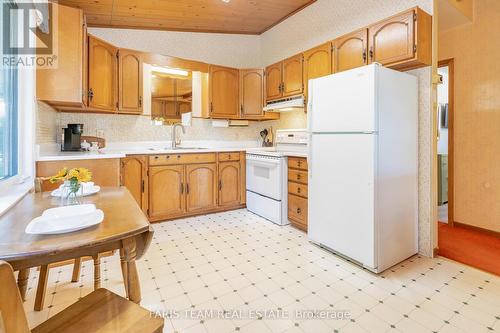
[[263, 95, 305, 112]]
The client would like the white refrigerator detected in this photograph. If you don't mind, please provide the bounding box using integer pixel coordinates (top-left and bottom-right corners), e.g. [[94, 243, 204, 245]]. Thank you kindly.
[[307, 64, 418, 273]]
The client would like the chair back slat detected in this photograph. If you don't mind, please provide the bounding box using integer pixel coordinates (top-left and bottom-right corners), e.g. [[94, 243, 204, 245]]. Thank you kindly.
[[0, 262, 30, 333]]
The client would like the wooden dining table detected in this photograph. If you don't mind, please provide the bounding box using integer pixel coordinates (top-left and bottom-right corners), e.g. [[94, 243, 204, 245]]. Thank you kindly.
[[0, 187, 153, 304]]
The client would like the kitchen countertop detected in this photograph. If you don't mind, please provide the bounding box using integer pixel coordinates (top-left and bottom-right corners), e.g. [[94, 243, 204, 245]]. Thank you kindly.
[[36, 142, 282, 162]]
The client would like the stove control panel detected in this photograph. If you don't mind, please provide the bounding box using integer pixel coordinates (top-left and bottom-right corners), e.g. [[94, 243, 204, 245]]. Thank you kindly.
[[276, 129, 308, 145]]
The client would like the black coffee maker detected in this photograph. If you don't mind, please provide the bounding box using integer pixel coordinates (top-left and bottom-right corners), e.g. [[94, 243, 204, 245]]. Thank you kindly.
[[61, 124, 83, 151]]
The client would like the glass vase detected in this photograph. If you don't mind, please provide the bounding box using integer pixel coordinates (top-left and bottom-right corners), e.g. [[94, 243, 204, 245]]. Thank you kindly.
[[60, 180, 81, 206]]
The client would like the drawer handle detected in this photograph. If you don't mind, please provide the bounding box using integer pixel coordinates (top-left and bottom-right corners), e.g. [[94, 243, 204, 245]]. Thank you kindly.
[[177, 155, 181, 159], [228, 154, 231, 159], [296, 174, 301, 180], [166, 155, 170, 159], [297, 161, 302, 167], [154, 156, 159, 159], [297, 187, 301, 194], [296, 208, 301, 214]]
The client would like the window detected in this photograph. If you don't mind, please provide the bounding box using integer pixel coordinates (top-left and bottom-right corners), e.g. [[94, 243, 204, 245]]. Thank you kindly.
[[0, 1, 19, 181]]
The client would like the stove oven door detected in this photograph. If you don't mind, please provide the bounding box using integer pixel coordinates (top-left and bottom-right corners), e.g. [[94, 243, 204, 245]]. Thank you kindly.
[[246, 154, 283, 201]]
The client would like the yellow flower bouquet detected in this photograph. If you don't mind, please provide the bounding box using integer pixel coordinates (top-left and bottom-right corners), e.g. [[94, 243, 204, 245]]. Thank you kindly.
[[49, 167, 92, 205]]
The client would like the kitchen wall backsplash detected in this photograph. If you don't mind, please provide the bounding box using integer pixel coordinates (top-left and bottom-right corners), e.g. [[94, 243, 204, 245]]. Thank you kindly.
[[36, 101, 307, 144]]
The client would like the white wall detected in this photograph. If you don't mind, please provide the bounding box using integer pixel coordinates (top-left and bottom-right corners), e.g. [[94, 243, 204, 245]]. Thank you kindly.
[[88, 28, 262, 68]]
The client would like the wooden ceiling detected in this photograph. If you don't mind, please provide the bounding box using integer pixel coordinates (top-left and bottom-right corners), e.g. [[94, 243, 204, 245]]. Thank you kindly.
[[58, 0, 317, 35]]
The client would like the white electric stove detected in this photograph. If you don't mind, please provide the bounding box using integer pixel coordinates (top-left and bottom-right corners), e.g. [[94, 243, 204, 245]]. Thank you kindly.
[[246, 129, 308, 225]]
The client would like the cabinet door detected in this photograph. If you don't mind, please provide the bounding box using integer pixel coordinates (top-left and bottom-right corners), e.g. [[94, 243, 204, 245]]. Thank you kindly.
[[149, 165, 185, 219], [218, 161, 241, 207], [303, 43, 332, 98], [186, 163, 218, 212], [121, 156, 148, 213], [333, 29, 368, 73], [164, 101, 179, 118], [88, 35, 118, 111], [265, 62, 282, 101], [151, 100, 164, 119], [240, 69, 264, 119], [368, 9, 415, 66], [179, 102, 191, 114], [118, 49, 143, 114], [36, 4, 87, 107], [282, 54, 304, 97], [209, 65, 239, 119]]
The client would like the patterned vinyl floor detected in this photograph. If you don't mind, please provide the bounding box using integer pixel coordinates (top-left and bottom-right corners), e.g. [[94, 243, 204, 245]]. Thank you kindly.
[[24, 209, 499, 333]]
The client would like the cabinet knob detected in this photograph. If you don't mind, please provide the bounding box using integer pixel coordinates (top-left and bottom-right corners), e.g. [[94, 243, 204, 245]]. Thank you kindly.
[[166, 155, 170, 159], [177, 155, 181, 159], [154, 156, 159, 159], [297, 187, 301, 193], [297, 208, 301, 214], [297, 161, 302, 167], [297, 174, 301, 180], [228, 154, 231, 159]]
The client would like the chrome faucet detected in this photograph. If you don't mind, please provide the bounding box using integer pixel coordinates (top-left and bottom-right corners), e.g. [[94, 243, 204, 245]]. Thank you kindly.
[[171, 123, 186, 149]]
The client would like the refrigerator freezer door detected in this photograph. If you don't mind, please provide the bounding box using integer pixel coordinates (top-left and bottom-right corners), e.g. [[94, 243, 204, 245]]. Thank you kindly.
[[308, 133, 377, 269], [309, 65, 376, 133]]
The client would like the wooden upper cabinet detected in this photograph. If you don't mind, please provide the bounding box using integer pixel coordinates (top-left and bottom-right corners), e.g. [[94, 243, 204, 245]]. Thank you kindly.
[[282, 54, 304, 97], [164, 101, 178, 118], [303, 43, 332, 97], [148, 165, 185, 219], [118, 49, 143, 114], [239, 69, 264, 119], [120, 156, 148, 213], [209, 65, 239, 119], [265, 62, 282, 101], [368, 8, 431, 70], [218, 161, 241, 207], [36, 4, 87, 107], [88, 35, 118, 111], [333, 29, 368, 73], [185, 164, 217, 213]]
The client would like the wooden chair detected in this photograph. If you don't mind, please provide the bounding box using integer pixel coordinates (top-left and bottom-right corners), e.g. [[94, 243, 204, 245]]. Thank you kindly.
[[0, 261, 163, 333]]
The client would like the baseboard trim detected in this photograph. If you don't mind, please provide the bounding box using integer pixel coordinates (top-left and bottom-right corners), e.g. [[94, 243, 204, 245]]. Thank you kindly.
[[149, 204, 246, 223], [453, 221, 500, 238]]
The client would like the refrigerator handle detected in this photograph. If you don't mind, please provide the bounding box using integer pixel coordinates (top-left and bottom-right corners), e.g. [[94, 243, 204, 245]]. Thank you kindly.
[[308, 133, 313, 179], [307, 80, 314, 134], [307, 79, 314, 180]]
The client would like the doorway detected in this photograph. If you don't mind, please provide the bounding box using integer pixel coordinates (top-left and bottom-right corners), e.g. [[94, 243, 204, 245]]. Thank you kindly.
[[436, 59, 454, 225]]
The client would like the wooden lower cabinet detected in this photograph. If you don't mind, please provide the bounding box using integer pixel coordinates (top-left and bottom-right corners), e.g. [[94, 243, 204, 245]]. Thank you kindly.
[[145, 152, 245, 222], [288, 194, 308, 231], [186, 163, 218, 213], [148, 165, 185, 220], [120, 156, 148, 213], [218, 161, 241, 207], [287, 157, 308, 231]]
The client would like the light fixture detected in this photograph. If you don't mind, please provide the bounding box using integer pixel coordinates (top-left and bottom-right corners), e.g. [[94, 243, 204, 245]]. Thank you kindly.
[[151, 66, 189, 76]]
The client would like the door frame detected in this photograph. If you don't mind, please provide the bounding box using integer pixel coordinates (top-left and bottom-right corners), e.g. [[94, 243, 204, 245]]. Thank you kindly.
[[438, 58, 454, 226]]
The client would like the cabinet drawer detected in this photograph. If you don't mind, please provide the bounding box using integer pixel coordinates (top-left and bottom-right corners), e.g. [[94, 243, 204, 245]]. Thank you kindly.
[[288, 182, 308, 198], [149, 153, 216, 166], [288, 169, 308, 184], [218, 152, 240, 162], [288, 157, 307, 170], [288, 194, 308, 225]]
